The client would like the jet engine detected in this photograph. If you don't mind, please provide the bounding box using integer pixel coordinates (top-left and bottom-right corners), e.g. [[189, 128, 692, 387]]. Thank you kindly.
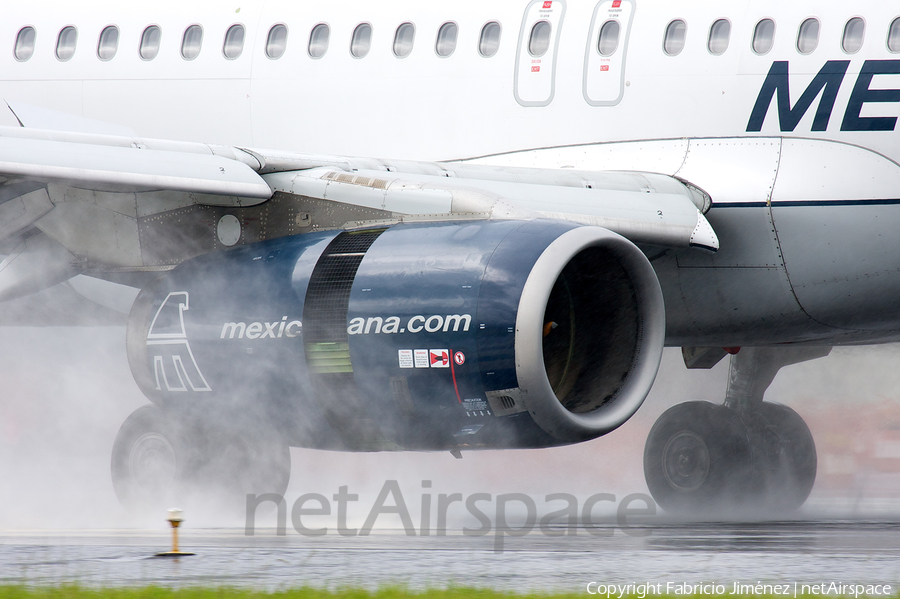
[[126, 219, 665, 452]]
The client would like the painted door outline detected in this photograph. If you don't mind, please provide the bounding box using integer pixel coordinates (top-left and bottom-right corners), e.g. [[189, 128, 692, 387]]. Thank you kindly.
[[583, 0, 635, 106], [514, 0, 567, 107]]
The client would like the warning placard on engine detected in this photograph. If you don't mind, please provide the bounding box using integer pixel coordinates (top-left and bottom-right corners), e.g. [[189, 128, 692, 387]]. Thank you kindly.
[[429, 349, 450, 368], [413, 349, 429, 368]]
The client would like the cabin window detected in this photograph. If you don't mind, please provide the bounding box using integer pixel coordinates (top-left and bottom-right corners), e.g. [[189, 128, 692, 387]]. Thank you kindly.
[[796, 18, 819, 54], [478, 21, 501, 57], [140, 25, 161, 60], [528, 20, 551, 57], [752, 18, 775, 55], [14, 27, 35, 62], [393, 22, 415, 58], [598, 20, 620, 56], [181, 24, 203, 60], [436, 22, 458, 57], [842, 17, 864, 54], [266, 24, 287, 59], [56, 26, 77, 61], [308, 23, 329, 58], [888, 17, 900, 53], [663, 19, 686, 56], [350, 23, 372, 58], [707, 19, 730, 55], [223, 24, 244, 59], [97, 26, 118, 61]]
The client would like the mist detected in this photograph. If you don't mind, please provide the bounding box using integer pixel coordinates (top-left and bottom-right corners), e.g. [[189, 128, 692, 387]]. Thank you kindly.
[[2, 317, 900, 532]]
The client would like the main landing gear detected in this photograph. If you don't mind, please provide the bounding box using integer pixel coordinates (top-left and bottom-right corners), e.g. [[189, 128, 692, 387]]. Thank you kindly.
[[643, 347, 829, 516], [111, 405, 291, 512]]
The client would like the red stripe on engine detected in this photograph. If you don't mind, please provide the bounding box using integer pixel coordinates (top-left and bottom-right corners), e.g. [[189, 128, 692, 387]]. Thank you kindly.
[[450, 349, 462, 404]]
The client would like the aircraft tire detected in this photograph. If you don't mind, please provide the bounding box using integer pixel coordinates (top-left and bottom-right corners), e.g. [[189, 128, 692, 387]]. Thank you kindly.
[[192, 425, 292, 501], [111, 405, 292, 512], [111, 404, 187, 511], [643, 401, 752, 516], [747, 402, 817, 513]]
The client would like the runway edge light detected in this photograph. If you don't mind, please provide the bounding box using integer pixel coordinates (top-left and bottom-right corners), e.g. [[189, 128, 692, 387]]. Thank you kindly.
[[154, 508, 196, 557]]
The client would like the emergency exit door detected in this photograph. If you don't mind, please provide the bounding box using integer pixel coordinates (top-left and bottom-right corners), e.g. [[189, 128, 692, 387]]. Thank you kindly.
[[583, 0, 634, 106], [514, 0, 567, 107]]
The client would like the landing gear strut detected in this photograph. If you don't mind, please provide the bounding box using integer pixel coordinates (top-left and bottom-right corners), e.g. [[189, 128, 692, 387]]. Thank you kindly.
[[643, 347, 827, 516]]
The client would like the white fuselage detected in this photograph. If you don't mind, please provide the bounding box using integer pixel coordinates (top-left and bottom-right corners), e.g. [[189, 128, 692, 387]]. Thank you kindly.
[[3, 0, 900, 162], [4, 1, 900, 346]]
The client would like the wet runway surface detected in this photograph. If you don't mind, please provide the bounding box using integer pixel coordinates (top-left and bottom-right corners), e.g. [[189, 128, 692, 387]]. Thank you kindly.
[[4, 331, 900, 591], [3, 520, 900, 592]]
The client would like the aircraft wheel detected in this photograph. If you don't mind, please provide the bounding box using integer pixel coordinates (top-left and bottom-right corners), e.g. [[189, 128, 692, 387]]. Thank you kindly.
[[196, 426, 292, 499], [644, 401, 752, 516], [111, 405, 292, 512], [748, 402, 816, 512], [111, 405, 187, 511]]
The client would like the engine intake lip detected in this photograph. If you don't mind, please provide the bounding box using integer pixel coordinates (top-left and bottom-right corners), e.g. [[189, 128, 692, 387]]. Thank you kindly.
[[514, 226, 665, 442]]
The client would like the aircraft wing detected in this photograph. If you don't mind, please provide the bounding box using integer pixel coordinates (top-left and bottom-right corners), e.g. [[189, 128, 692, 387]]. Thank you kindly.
[[0, 127, 271, 199], [0, 126, 718, 307]]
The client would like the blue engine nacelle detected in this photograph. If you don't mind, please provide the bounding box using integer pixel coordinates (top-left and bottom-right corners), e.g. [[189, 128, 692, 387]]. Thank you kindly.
[[126, 220, 665, 451]]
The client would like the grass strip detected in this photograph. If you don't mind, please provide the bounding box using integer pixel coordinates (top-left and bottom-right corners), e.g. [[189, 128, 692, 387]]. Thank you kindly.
[[2, 589, 900, 599], [1, 588, 578, 599]]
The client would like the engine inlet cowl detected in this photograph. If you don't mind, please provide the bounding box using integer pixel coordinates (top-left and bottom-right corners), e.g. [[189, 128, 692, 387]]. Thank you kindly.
[[514, 226, 666, 442]]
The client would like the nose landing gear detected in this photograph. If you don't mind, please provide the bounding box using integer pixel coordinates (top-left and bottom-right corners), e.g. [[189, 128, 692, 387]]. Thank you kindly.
[[644, 346, 827, 517]]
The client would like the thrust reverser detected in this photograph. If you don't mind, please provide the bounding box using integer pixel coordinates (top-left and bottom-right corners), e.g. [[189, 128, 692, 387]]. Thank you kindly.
[[126, 220, 665, 451]]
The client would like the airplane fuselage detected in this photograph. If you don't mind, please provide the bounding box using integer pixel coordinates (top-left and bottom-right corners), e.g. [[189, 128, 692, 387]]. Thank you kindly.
[[4, 0, 900, 346], [4, 1, 900, 159]]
